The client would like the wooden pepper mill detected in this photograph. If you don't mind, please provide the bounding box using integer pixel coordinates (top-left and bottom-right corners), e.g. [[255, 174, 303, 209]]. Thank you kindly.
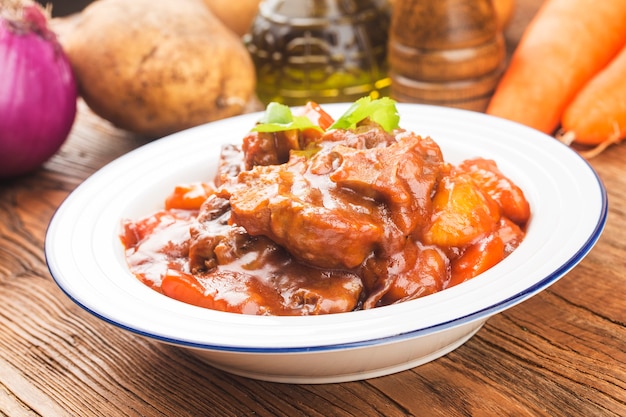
[[388, 0, 505, 111]]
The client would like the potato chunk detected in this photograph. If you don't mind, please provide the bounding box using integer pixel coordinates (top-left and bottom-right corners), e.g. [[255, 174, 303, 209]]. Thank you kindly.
[[424, 174, 501, 247]]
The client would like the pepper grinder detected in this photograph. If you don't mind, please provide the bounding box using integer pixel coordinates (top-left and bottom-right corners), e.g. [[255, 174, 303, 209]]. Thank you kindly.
[[388, 0, 505, 111]]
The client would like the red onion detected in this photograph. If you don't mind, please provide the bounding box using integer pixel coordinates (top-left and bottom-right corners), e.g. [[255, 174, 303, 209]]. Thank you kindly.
[[0, 1, 77, 178]]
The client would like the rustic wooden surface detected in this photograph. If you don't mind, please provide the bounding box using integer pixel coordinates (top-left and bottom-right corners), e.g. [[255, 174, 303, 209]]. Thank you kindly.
[[2, 1, 625, 415]]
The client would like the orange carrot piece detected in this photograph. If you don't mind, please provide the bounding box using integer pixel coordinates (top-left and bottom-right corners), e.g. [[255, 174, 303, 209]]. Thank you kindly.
[[164, 182, 214, 210], [456, 158, 530, 226], [449, 235, 505, 288], [161, 269, 219, 310], [559, 43, 626, 157], [486, 0, 626, 134]]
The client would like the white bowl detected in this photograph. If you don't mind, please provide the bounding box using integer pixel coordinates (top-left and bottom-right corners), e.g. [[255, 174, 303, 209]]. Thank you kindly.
[[45, 104, 607, 384]]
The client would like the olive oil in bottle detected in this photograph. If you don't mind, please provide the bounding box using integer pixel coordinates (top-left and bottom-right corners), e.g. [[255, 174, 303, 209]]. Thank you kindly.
[[245, 0, 391, 106]]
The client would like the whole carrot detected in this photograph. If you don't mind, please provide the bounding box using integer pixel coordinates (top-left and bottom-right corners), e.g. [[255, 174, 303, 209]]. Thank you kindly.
[[559, 43, 626, 157], [486, 0, 626, 134]]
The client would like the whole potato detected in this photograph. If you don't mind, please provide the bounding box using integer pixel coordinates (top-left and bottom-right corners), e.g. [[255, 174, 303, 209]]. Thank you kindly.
[[62, 0, 256, 137]]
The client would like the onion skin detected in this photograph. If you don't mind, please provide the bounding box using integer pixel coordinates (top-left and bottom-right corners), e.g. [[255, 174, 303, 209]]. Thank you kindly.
[[0, 3, 77, 178]]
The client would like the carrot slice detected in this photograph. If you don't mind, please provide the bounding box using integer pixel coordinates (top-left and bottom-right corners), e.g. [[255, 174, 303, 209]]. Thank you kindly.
[[486, 0, 626, 134], [559, 43, 626, 157], [160, 269, 220, 310], [164, 182, 214, 210], [449, 235, 505, 287], [457, 158, 530, 226]]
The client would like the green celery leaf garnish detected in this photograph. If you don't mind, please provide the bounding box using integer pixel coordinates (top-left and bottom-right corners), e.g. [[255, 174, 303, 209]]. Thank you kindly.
[[252, 102, 323, 133], [329, 97, 400, 132]]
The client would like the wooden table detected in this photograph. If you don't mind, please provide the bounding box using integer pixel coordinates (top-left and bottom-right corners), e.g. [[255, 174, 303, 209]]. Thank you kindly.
[[2, 1, 625, 415]]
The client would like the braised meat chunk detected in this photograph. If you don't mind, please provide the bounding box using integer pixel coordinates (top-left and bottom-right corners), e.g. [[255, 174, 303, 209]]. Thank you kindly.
[[241, 129, 301, 170], [329, 132, 446, 238], [229, 155, 384, 270], [228, 125, 444, 271]]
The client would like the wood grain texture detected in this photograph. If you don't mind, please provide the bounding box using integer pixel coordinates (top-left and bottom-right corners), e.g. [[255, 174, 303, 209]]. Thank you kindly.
[[1, 1, 625, 416]]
